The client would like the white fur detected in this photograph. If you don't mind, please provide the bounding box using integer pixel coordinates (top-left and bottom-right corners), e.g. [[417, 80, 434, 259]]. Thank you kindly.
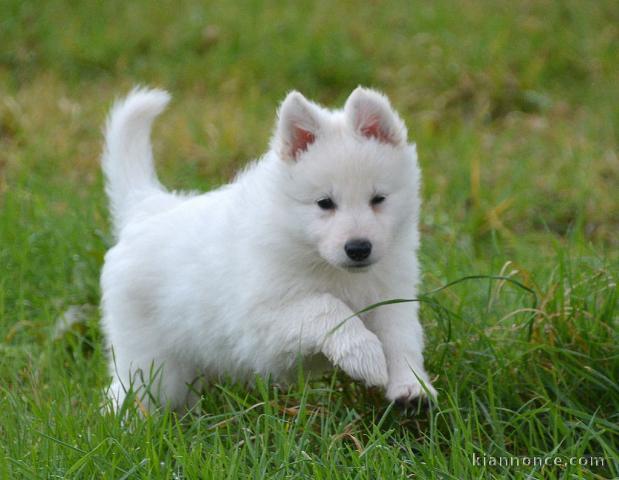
[[100, 86, 436, 412]]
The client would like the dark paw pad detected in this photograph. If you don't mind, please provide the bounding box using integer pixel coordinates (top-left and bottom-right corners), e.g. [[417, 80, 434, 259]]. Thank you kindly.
[[395, 394, 430, 412]]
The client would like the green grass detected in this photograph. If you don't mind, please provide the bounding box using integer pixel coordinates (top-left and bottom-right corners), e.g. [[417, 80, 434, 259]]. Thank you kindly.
[[1, 0, 617, 478]]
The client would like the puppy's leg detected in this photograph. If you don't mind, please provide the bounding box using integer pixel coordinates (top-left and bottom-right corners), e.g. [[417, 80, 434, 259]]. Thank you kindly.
[[271, 294, 389, 387], [365, 304, 436, 405], [107, 351, 197, 413]]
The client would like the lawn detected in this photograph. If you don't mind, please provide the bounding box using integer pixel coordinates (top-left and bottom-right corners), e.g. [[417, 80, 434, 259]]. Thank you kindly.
[[0, 0, 617, 478]]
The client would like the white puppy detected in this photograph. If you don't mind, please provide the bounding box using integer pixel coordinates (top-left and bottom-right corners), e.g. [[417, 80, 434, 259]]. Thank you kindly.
[[100, 86, 436, 412]]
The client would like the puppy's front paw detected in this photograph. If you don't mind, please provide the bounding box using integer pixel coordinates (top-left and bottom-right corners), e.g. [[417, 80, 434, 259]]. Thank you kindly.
[[333, 332, 388, 387], [386, 378, 437, 408]]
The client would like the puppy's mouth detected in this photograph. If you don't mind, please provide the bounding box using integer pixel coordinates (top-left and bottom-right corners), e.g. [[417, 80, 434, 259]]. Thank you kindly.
[[342, 261, 373, 272]]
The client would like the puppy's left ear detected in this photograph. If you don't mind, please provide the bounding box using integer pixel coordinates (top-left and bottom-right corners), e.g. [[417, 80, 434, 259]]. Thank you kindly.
[[345, 87, 407, 147], [272, 91, 322, 162]]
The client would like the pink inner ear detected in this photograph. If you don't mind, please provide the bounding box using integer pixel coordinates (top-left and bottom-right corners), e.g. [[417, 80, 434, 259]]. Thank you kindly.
[[291, 127, 316, 158], [360, 118, 391, 143]]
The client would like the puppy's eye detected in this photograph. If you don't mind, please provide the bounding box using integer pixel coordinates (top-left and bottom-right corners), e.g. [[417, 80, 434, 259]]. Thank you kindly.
[[317, 198, 336, 210], [371, 195, 386, 206]]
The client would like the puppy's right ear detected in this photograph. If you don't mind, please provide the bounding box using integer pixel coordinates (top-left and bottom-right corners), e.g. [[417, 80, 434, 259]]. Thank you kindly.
[[272, 91, 321, 162], [345, 87, 407, 147]]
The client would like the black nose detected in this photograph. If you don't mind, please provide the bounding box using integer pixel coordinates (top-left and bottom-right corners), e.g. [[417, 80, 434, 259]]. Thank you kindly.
[[344, 239, 372, 261]]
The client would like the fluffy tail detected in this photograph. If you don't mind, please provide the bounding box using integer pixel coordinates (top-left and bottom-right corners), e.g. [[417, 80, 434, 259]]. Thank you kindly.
[[102, 87, 170, 234]]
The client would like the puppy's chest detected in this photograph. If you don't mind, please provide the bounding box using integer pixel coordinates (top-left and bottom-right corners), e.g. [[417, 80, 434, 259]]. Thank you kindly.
[[329, 279, 384, 314]]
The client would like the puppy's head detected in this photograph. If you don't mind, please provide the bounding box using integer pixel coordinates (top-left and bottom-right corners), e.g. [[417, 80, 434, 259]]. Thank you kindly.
[[271, 87, 420, 272]]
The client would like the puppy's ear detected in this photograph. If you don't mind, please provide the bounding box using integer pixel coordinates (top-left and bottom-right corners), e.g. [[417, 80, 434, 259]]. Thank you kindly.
[[345, 87, 407, 147], [272, 91, 321, 162]]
